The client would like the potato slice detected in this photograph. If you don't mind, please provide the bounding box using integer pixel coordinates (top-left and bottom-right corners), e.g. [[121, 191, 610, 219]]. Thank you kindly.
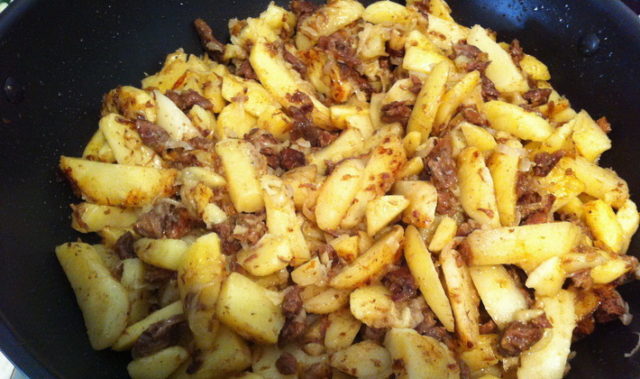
[[617, 199, 640, 253], [460, 334, 499, 371], [261, 174, 310, 265], [520, 54, 551, 81], [330, 340, 392, 378], [134, 238, 188, 271], [465, 222, 581, 266], [295, 0, 365, 48], [518, 291, 576, 379], [434, 70, 480, 128], [384, 328, 460, 379], [571, 110, 611, 162], [404, 226, 454, 332], [331, 226, 403, 289], [392, 181, 438, 228], [215, 102, 257, 139], [303, 288, 351, 314], [571, 156, 629, 208], [469, 265, 528, 328], [329, 235, 360, 263], [102, 85, 156, 122], [178, 233, 225, 350], [407, 61, 450, 141], [55, 242, 129, 350], [460, 122, 497, 152], [250, 39, 331, 128], [173, 326, 252, 379], [457, 147, 500, 227], [403, 47, 451, 74], [366, 195, 410, 236], [71, 202, 138, 233], [307, 129, 365, 173], [127, 346, 189, 379], [99, 113, 163, 168], [120, 258, 150, 324], [83, 130, 115, 163], [482, 100, 552, 141], [363, 0, 411, 24], [315, 159, 365, 231], [113, 301, 183, 350], [426, 15, 469, 51], [341, 135, 407, 229], [215, 139, 264, 213], [216, 272, 284, 344], [237, 233, 292, 276], [590, 258, 633, 284], [428, 216, 458, 252], [584, 199, 624, 253], [60, 157, 177, 207], [467, 25, 528, 93], [325, 308, 362, 352], [440, 247, 480, 347], [291, 257, 327, 287]]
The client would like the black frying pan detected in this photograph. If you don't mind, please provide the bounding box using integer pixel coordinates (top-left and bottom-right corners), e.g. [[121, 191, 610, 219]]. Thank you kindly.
[[0, 0, 639, 378]]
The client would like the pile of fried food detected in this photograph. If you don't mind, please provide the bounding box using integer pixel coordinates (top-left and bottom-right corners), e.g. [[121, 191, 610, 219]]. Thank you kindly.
[[55, 0, 640, 378]]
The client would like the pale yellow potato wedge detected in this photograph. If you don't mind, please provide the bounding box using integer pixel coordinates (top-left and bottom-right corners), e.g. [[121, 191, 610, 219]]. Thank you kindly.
[[584, 199, 624, 253], [617, 199, 640, 253], [329, 234, 359, 263], [482, 100, 552, 141], [331, 226, 403, 289], [307, 129, 365, 173], [404, 225, 455, 332], [60, 157, 177, 207], [127, 346, 189, 379], [440, 247, 480, 347], [571, 110, 611, 162], [460, 122, 497, 152], [363, 0, 411, 24], [487, 151, 519, 226], [237, 233, 292, 276], [570, 156, 629, 208], [102, 85, 156, 122], [384, 328, 460, 379], [407, 61, 450, 141], [173, 326, 252, 379], [426, 15, 469, 51], [457, 147, 500, 227], [303, 288, 351, 314], [403, 47, 451, 74], [460, 334, 499, 371], [341, 135, 407, 229], [99, 113, 163, 168], [396, 156, 425, 179], [520, 54, 551, 81], [525, 256, 565, 297], [134, 238, 188, 271], [392, 181, 438, 228], [216, 272, 284, 344], [55, 242, 129, 350], [113, 301, 183, 351], [469, 265, 528, 328], [295, 0, 365, 48], [188, 104, 216, 136], [465, 222, 582, 266], [315, 159, 365, 231], [83, 130, 116, 163], [120, 258, 150, 324], [467, 25, 528, 93], [215, 139, 264, 213], [291, 257, 327, 287], [221, 74, 280, 118], [350, 285, 419, 329], [518, 291, 576, 379], [178, 233, 225, 350], [590, 258, 634, 284], [261, 174, 310, 265], [434, 70, 480, 128], [71, 202, 138, 233], [366, 195, 410, 236], [215, 102, 257, 139], [250, 39, 331, 128], [428, 216, 457, 252], [325, 308, 362, 352], [330, 340, 392, 378]]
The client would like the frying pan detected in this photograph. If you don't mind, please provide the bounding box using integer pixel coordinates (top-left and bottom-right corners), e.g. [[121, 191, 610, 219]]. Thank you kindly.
[[0, 0, 639, 377]]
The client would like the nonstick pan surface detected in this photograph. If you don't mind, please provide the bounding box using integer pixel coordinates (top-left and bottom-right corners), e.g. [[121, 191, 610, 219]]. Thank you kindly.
[[0, 0, 639, 377]]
